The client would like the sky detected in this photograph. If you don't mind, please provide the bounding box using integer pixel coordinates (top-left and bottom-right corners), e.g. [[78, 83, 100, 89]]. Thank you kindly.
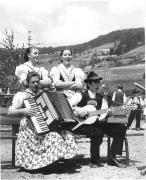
[[0, 0, 145, 47]]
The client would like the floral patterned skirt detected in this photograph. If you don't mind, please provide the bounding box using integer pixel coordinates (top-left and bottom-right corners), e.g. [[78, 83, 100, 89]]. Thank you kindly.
[[16, 119, 79, 170]]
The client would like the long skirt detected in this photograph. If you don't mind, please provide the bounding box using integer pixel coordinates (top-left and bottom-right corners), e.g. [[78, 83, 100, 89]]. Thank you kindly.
[[16, 118, 79, 170]]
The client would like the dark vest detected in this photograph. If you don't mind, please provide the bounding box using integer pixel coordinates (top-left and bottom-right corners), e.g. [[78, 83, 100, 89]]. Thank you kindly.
[[77, 91, 103, 110], [60, 74, 75, 82], [114, 91, 124, 106]]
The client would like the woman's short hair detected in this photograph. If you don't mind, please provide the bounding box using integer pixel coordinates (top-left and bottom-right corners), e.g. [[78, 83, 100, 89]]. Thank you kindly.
[[26, 71, 40, 84], [60, 48, 73, 57], [23, 46, 38, 62]]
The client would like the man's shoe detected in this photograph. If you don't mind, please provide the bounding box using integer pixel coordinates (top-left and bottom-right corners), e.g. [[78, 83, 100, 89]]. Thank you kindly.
[[141, 169, 146, 176], [89, 162, 98, 168], [107, 157, 119, 167], [96, 162, 104, 167], [107, 158, 126, 168], [89, 162, 104, 168], [136, 128, 140, 131]]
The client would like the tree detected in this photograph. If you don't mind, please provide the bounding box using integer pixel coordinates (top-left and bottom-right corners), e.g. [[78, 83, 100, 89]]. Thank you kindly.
[[90, 53, 98, 66], [109, 48, 115, 55], [115, 41, 124, 55], [0, 29, 25, 93]]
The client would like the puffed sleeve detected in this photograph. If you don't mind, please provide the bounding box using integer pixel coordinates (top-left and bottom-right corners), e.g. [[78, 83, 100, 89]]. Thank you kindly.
[[40, 67, 49, 79], [9, 92, 25, 110], [75, 68, 86, 85], [50, 66, 60, 84], [15, 64, 28, 84]]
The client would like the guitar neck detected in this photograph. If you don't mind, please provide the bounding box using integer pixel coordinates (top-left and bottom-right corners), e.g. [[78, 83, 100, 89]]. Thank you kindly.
[[88, 105, 126, 117]]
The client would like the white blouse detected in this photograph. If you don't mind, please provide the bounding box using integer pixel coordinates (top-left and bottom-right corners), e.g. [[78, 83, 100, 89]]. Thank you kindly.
[[9, 92, 26, 110], [15, 61, 49, 84], [50, 64, 85, 86], [9, 89, 37, 110]]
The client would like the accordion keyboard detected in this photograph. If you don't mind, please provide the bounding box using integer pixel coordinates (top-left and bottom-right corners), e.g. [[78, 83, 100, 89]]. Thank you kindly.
[[24, 98, 49, 134]]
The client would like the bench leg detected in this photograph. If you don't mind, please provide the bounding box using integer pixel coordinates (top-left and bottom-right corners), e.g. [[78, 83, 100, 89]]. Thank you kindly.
[[12, 125, 18, 168], [107, 136, 111, 157], [12, 139, 16, 167], [107, 136, 130, 166], [124, 137, 130, 166]]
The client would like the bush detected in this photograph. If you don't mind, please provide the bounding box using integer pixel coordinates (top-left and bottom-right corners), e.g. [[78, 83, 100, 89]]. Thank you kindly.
[[0, 30, 24, 93]]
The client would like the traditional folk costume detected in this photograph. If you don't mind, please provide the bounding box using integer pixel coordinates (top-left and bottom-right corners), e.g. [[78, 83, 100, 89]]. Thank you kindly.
[[15, 61, 49, 85], [9, 89, 79, 170], [50, 63, 85, 105]]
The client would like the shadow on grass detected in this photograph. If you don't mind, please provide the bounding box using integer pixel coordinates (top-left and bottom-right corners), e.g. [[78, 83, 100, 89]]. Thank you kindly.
[[129, 159, 143, 164], [1, 161, 18, 169], [1, 155, 90, 174], [2, 155, 137, 175], [25, 155, 91, 175], [20, 155, 109, 175], [116, 157, 142, 166]]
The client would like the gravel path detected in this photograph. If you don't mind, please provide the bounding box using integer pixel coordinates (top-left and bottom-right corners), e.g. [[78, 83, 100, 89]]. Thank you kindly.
[[1, 128, 146, 180]]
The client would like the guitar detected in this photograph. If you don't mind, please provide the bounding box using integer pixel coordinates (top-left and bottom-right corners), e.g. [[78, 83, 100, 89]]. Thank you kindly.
[[72, 104, 137, 131]]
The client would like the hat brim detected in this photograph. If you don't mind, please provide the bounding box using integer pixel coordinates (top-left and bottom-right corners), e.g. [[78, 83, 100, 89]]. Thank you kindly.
[[84, 77, 102, 83]]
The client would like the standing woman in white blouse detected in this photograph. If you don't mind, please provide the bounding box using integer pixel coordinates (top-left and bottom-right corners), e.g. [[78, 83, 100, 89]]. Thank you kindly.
[[15, 46, 52, 89], [50, 48, 85, 105]]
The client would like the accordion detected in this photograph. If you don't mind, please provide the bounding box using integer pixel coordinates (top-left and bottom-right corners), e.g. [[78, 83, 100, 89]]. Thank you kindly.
[[24, 91, 76, 135]]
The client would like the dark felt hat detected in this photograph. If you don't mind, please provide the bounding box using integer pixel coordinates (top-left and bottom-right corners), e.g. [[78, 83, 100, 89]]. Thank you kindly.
[[84, 71, 103, 83]]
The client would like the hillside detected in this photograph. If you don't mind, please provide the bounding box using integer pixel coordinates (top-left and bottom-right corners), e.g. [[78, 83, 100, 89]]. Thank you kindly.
[[72, 27, 145, 55], [40, 44, 145, 73], [39, 27, 145, 69], [39, 27, 145, 55], [91, 42, 115, 51], [119, 45, 145, 59]]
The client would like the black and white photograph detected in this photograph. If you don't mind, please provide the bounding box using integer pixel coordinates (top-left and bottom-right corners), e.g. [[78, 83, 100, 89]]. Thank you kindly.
[[0, 0, 145, 179]]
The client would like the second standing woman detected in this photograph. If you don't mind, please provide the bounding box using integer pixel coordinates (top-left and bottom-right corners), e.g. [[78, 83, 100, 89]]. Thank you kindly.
[[50, 48, 85, 105]]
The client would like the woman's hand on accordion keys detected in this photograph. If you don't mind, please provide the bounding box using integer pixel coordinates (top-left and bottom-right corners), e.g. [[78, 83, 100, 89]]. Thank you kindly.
[[23, 108, 36, 117]]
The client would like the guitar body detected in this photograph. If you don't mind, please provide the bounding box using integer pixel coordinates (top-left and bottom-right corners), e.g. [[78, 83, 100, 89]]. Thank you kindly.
[[72, 104, 137, 131], [80, 105, 98, 124], [72, 105, 104, 131]]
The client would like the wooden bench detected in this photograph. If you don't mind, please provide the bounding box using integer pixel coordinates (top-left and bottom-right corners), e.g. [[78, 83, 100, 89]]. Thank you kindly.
[[106, 115, 143, 166], [1, 114, 137, 168], [0, 94, 144, 168], [0, 116, 20, 167]]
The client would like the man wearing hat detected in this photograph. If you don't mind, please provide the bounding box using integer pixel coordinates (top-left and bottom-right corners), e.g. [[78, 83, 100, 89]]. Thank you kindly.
[[71, 71, 127, 168], [62, 71, 104, 168]]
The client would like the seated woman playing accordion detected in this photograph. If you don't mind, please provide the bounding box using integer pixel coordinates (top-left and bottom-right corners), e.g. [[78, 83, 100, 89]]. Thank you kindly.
[[8, 72, 78, 171]]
